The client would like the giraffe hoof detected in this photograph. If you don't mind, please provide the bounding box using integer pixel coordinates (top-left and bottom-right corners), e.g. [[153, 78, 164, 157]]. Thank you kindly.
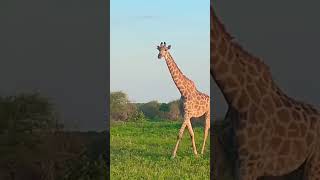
[[170, 155, 176, 159]]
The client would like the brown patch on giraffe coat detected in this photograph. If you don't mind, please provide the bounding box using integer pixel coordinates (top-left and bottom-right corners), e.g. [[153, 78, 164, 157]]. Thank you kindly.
[[279, 140, 290, 155], [246, 74, 254, 85], [238, 119, 247, 129], [249, 154, 260, 161], [277, 109, 290, 123], [211, 27, 218, 42], [215, 61, 229, 75], [239, 148, 249, 157], [247, 126, 262, 137], [237, 132, 247, 146], [255, 108, 266, 124], [292, 140, 304, 160], [211, 48, 220, 64], [260, 131, 268, 150], [265, 118, 272, 129], [225, 89, 239, 103], [271, 93, 283, 108], [231, 61, 241, 75], [256, 80, 267, 95], [266, 161, 275, 172], [237, 74, 246, 85], [309, 116, 317, 131], [247, 64, 259, 76], [261, 96, 276, 115], [276, 157, 286, 170], [246, 84, 260, 104], [226, 46, 234, 61], [218, 37, 228, 56], [288, 122, 299, 138], [236, 91, 250, 112], [225, 77, 239, 89], [248, 139, 260, 152], [274, 123, 286, 137], [248, 105, 258, 124], [269, 137, 282, 150], [239, 112, 248, 120], [262, 70, 271, 84], [306, 133, 314, 146], [299, 123, 307, 137]]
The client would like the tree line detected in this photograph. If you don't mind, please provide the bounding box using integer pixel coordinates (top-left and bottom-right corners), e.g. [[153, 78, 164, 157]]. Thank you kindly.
[[110, 91, 184, 122]]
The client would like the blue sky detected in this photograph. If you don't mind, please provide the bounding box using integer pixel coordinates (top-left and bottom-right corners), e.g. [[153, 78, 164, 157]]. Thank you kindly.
[[111, 0, 210, 103]]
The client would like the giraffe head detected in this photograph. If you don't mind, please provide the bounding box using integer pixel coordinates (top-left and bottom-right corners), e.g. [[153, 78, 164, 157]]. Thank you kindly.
[[157, 42, 171, 59]]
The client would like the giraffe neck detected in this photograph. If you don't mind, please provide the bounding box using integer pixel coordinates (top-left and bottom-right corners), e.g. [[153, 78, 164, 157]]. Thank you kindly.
[[211, 6, 275, 108], [164, 52, 195, 97]]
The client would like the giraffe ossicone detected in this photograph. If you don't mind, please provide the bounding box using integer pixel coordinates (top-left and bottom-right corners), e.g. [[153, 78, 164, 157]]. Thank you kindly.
[[156, 42, 210, 158]]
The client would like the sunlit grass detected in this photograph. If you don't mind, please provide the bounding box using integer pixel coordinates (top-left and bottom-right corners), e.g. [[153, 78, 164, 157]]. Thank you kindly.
[[110, 120, 210, 179]]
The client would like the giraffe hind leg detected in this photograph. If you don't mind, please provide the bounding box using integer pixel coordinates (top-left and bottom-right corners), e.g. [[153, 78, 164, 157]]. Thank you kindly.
[[201, 111, 210, 154]]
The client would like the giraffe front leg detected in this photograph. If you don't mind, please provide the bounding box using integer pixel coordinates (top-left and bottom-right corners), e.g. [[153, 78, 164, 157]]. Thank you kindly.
[[201, 111, 210, 154], [186, 120, 198, 156], [171, 118, 188, 158]]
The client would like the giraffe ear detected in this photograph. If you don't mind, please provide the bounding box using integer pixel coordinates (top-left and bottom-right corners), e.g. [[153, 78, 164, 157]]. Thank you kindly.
[[167, 45, 171, 49], [157, 46, 160, 50]]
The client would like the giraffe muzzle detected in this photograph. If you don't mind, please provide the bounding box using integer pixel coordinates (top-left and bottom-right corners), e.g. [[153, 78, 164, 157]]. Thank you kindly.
[[158, 54, 162, 59]]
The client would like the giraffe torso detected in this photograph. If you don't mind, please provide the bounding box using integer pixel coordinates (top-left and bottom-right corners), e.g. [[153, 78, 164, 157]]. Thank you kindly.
[[181, 90, 210, 118], [232, 92, 320, 177]]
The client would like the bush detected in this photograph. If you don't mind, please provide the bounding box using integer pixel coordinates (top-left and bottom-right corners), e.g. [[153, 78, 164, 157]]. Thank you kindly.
[[167, 100, 183, 121], [138, 100, 161, 119]]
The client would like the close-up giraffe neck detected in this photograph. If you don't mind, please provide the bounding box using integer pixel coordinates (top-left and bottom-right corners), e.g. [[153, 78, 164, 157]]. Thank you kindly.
[[164, 52, 195, 97], [211, 6, 275, 108]]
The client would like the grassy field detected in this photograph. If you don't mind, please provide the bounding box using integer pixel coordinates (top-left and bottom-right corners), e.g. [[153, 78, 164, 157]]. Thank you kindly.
[[110, 120, 210, 179]]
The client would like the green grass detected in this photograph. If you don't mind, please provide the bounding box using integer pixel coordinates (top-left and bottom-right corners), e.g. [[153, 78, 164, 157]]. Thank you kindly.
[[110, 120, 210, 180]]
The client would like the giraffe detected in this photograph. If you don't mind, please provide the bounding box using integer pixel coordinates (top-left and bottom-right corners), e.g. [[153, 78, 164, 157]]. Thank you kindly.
[[211, 4, 320, 180], [156, 42, 210, 158]]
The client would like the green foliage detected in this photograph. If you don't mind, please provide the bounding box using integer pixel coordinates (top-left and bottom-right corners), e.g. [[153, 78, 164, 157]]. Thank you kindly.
[[110, 121, 210, 179], [159, 103, 170, 112], [110, 91, 185, 121], [110, 91, 143, 121], [131, 111, 146, 122], [139, 100, 161, 119]]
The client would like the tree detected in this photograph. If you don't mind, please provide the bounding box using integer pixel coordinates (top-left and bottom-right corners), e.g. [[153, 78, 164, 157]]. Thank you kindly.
[[159, 103, 170, 112], [110, 91, 141, 121], [110, 91, 130, 121], [167, 100, 183, 121], [139, 100, 161, 119]]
